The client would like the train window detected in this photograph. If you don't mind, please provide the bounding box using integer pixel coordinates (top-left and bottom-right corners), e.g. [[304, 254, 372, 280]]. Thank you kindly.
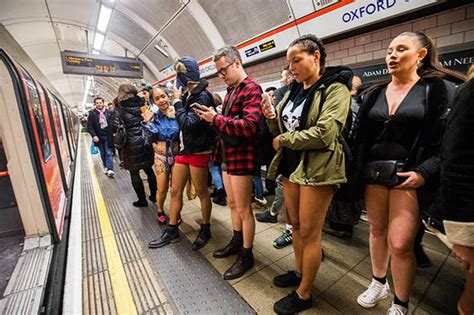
[[22, 72, 52, 162]]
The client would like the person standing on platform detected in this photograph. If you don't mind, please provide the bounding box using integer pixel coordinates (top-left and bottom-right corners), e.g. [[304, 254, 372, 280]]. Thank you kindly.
[[353, 32, 465, 314], [142, 86, 180, 225], [87, 96, 115, 177], [148, 56, 216, 251], [194, 45, 262, 280], [114, 83, 157, 208], [263, 34, 352, 314]]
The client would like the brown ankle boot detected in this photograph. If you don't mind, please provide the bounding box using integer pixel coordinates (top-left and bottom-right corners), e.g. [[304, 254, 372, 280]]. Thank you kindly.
[[223, 247, 255, 280]]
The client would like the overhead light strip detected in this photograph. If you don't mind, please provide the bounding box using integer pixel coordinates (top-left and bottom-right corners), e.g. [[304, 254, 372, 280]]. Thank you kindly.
[[97, 5, 112, 33]]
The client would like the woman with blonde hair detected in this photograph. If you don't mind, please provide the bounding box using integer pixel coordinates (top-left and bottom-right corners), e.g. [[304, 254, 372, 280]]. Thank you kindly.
[[354, 31, 465, 314]]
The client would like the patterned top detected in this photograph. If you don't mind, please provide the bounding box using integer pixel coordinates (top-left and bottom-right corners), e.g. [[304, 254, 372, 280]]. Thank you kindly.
[[213, 76, 263, 175]]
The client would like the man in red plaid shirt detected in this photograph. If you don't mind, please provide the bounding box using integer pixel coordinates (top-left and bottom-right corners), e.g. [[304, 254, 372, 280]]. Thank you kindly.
[[193, 45, 262, 280]]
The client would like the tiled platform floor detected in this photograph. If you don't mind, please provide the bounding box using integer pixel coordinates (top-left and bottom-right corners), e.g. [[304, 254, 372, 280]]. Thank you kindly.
[[175, 194, 464, 314]]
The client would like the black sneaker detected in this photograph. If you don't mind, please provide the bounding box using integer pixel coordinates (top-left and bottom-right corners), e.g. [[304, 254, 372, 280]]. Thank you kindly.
[[273, 271, 301, 288], [274, 291, 313, 315], [255, 210, 278, 223], [133, 199, 148, 207], [148, 228, 180, 248], [273, 229, 292, 249]]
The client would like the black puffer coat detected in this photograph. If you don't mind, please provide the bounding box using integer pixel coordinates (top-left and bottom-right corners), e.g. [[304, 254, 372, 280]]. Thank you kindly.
[[113, 95, 154, 171]]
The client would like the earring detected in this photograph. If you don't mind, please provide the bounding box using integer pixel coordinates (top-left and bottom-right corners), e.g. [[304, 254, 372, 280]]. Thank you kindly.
[[417, 59, 422, 68]]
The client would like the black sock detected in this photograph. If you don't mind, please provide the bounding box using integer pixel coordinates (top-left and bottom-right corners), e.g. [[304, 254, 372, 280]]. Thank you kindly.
[[394, 294, 408, 308], [373, 275, 386, 284], [168, 224, 178, 231], [201, 223, 210, 231]]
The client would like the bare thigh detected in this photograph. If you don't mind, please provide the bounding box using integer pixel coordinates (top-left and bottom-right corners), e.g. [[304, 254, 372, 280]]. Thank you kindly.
[[282, 177, 300, 228], [365, 184, 390, 233]]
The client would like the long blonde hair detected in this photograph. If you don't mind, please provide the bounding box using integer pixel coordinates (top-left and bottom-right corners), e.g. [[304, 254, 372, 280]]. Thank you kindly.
[[117, 83, 137, 104]]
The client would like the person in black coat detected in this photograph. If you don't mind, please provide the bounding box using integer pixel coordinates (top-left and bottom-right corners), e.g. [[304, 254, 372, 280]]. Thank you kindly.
[[428, 71, 474, 314], [87, 96, 115, 177], [114, 83, 157, 207], [148, 56, 215, 251]]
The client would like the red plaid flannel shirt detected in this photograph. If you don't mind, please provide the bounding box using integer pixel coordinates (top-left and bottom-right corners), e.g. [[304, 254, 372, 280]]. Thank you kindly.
[[213, 76, 262, 175]]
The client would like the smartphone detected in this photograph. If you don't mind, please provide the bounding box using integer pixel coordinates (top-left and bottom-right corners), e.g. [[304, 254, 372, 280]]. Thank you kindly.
[[190, 103, 207, 111], [261, 92, 271, 105]]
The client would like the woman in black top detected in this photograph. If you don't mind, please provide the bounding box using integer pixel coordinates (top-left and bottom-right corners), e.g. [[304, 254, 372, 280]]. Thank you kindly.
[[354, 32, 465, 314]]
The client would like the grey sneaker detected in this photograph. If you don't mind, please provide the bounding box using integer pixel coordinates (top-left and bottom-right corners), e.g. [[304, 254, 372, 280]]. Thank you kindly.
[[357, 279, 390, 308], [273, 229, 292, 249]]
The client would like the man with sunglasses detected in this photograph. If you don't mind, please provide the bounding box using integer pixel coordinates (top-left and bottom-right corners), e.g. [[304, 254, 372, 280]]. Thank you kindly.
[[194, 45, 262, 280]]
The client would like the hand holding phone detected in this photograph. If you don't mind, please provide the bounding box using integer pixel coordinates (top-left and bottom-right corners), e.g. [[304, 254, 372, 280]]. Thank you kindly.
[[260, 93, 276, 119], [190, 103, 208, 111]]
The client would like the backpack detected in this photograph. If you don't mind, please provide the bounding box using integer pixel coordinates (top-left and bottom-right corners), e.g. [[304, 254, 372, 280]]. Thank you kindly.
[[317, 88, 362, 225]]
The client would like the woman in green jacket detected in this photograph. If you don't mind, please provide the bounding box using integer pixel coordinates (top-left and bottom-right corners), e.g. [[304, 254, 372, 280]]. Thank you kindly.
[[262, 34, 352, 314]]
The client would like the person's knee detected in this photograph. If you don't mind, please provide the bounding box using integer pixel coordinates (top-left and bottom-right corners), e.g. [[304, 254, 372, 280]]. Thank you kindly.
[[194, 186, 209, 199], [369, 223, 387, 238], [388, 237, 413, 258], [169, 186, 183, 199], [300, 225, 320, 242]]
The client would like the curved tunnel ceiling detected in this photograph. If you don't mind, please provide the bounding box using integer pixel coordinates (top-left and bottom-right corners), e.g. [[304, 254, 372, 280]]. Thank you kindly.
[[0, 0, 293, 113]]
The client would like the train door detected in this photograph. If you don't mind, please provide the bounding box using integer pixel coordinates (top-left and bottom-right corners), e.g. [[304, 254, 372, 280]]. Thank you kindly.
[[15, 66, 68, 240]]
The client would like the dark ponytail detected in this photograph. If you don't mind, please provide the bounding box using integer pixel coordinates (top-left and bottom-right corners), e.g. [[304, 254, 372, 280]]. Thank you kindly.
[[289, 34, 327, 75], [401, 31, 466, 83]]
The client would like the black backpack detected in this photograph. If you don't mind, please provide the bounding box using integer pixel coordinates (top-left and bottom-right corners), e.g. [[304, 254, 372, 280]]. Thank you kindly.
[[317, 88, 362, 225]]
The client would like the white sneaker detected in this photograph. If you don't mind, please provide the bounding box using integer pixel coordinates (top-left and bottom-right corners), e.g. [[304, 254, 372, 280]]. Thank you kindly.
[[387, 303, 407, 315], [357, 279, 390, 308], [107, 170, 115, 178], [103, 167, 108, 174]]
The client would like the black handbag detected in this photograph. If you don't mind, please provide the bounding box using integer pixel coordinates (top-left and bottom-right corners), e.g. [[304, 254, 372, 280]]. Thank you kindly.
[[114, 111, 127, 148], [364, 160, 406, 187]]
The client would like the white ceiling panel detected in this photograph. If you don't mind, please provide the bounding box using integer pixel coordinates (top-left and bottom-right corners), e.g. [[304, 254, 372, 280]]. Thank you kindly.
[[5, 22, 56, 46]]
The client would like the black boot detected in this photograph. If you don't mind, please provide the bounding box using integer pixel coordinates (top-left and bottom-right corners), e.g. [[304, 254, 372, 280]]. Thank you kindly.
[[148, 225, 180, 248], [223, 247, 255, 280], [213, 230, 243, 258], [212, 189, 226, 206], [133, 199, 148, 207], [192, 224, 211, 250], [210, 187, 218, 198]]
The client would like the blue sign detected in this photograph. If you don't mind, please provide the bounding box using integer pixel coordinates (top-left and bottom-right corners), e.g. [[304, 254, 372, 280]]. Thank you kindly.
[[245, 46, 260, 57]]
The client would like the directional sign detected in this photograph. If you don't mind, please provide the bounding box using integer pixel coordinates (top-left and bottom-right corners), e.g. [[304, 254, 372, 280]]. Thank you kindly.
[[61, 51, 143, 78]]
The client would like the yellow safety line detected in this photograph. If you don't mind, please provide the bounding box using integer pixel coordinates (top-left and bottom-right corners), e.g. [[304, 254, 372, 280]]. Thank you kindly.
[[84, 138, 137, 314]]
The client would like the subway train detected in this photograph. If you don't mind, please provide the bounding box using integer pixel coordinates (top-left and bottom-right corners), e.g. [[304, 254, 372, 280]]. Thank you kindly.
[[0, 49, 79, 313]]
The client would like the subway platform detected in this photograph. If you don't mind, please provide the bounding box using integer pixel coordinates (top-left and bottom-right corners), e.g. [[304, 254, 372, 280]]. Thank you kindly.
[[68, 133, 464, 314]]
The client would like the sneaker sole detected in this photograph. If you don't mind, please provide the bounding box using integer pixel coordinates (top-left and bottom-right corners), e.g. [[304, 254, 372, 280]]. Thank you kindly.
[[356, 292, 389, 308], [273, 242, 292, 249]]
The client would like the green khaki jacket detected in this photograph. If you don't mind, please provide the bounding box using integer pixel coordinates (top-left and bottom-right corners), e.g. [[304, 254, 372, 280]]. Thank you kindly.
[[267, 82, 351, 186]]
